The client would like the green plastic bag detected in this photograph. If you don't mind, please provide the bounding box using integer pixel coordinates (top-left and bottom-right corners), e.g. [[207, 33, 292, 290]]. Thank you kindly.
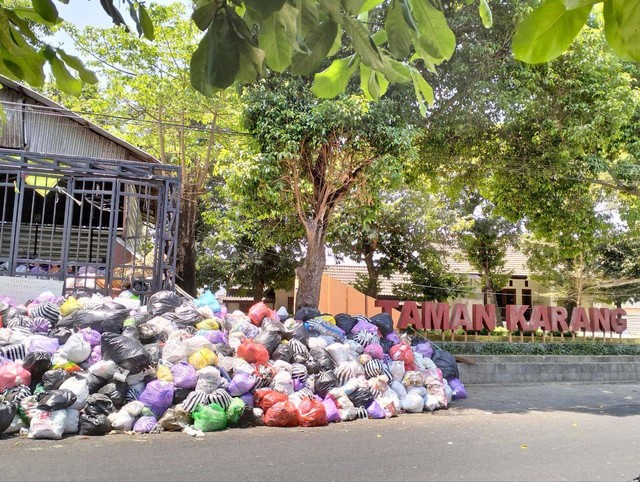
[[193, 403, 227, 432], [225, 398, 245, 425]]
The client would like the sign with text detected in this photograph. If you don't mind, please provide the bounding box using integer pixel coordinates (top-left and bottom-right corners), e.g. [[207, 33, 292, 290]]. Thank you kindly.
[[376, 300, 628, 334], [0, 276, 64, 304]]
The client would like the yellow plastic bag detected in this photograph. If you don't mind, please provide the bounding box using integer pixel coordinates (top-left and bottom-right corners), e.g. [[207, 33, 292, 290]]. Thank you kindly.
[[156, 365, 174, 383], [320, 315, 336, 325], [195, 319, 220, 331], [188, 348, 218, 370], [59, 297, 81, 317]]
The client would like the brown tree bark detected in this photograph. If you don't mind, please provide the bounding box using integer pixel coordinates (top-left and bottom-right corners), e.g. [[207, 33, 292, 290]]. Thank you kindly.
[[295, 221, 327, 309], [363, 249, 379, 298], [176, 181, 198, 296]]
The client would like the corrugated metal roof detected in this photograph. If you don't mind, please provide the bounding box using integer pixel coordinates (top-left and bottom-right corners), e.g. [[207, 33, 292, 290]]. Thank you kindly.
[[0, 76, 158, 164]]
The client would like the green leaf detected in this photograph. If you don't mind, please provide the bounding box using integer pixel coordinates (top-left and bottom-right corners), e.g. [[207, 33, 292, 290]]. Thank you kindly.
[[381, 58, 412, 83], [259, 13, 292, 71], [341, 0, 364, 15], [57, 49, 99, 84], [190, 12, 239, 95], [562, 0, 600, 9], [410, 69, 433, 116], [372, 29, 387, 46], [327, 24, 342, 56], [407, 0, 456, 60], [512, 0, 592, 64], [341, 14, 384, 69], [603, 0, 640, 62], [319, 0, 341, 22], [292, 18, 338, 75], [32, 0, 58, 23], [359, 0, 384, 14], [386, 0, 412, 59], [479, 0, 492, 28], [138, 4, 154, 40], [49, 55, 82, 96], [311, 55, 359, 98], [192, 1, 218, 31], [9, 6, 57, 26], [244, 0, 286, 20]]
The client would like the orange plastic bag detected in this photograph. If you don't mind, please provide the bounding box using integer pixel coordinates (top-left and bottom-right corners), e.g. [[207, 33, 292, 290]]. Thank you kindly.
[[254, 388, 288, 412], [236, 340, 269, 365], [389, 342, 415, 370], [264, 401, 299, 427], [297, 398, 328, 427], [248, 302, 272, 327]]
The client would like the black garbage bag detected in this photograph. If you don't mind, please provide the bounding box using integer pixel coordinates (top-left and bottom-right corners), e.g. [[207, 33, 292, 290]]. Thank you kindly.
[[228, 404, 254, 429], [335, 313, 357, 334], [42, 369, 71, 391], [292, 353, 309, 365], [138, 323, 161, 344], [36, 389, 77, 411], [0, 402, 17, 434], [261, 318, 286, 335], [380, 337, 394, 354], [294, 307, 321, 322], [431, 346, 459, 381], [305, 358, 321, 375], [370, 313, 394, 337], [163, 303, 202, 327], [121, 326, 141, 342], [98, 381, 128, 408], [78, 413, 112, 436], [271, 344, 292, 363], [22, 351, 51, 385], [143, 342, 162, 365], [83, 393, 115, 417], [309, 347, 335, 371], [173, 387, 191, 405], [58, 307, 129, 334], [147, 291, 182, 317], [212, 343, 235, 358], [314, 371, 338, 399], [2, 385, 31, 405], [253, 331, 282, 355], [284, 323, 310, 345], [101, 332, 151, 374], [348, 387, 374, 408], [74, 371, 108, 394], [48, 327, 74, 345]]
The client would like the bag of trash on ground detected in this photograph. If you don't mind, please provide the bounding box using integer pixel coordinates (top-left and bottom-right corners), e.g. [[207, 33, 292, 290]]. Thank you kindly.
[[193, 402, 227, 432]]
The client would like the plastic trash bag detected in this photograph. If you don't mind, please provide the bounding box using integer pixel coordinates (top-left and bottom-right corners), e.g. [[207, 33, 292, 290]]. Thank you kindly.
[[272, 371, 294, 395], [297, 398, 328, 427], [88, 360, 118, 380], [162, 337, 187, 364], [78, 413, 112, 435], [193, 402, 227, 432], [188, 348, 218, 370], [109, 407, 136, 431], [248, 302, 273, 327], [60, 333, 92, 364], [271, 344, 292, 363], [101, 333, 151, 374], [364, 343, 384, 360], [367, 400, 385, 419], [389, 343, 415, 370], [225, 397, 245, 425], [347, 386, 374, 408], [321, 396, 341, 423], [59, 297, 81, 317], [431, 347, 459, 381], [139, 380, 174, 418], [304, 318, 345, 341], [41, 369, 70, 391], [294, 307, 320, 322], [36, 389, 77, 411], [325, 343, 351, 366], [199, 330, 227, 345], [22, 351, 51, 385], [283, 320, 310, 345], [156, 365, 173, 383], [48, 327, 74, 345], [314, 371, 338, 399], [182, 336, 214, 357], [334, 313, 357, 334], [227, 372, 256, 396], [237, 341, 269, 366], [194, 290, 220, 313], [28, 336, 59, 355], [370, 313, 394, 337], [170, 362, 198, 389], [156, 406, 191, 432], [254, 388, 288, 412], [351, 318, 378, 335], [147, 291, 182, 317], [414, 342, 434, 359], [0, 401, 17, 433], [265, 400, 299, 427], [79, 328, 102, 348], [133, 415, 157, 433], [98, 381, 128, 408], [400, 393, 425, 413], [253, 330, 282, 355], [0, 361, 31, 392], [164, 304, 203, 328], [28, 409, 66, 439], [402, 371, 427, 388], [63, 408, 79, 434], [60, 377, 89, 410], [448, 378, 467, 400], [59, 306, 129, 334], [227, 402, 254, 429]]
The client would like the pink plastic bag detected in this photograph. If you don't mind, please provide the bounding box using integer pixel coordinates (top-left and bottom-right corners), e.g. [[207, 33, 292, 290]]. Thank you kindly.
[[0, 361, 31, 392]]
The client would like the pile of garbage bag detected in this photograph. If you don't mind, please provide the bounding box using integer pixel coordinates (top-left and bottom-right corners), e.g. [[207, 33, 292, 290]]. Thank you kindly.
[[0, 290, 467, 439]]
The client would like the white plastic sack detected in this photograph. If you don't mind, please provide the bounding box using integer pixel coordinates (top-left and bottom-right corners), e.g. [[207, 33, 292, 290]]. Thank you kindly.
[[89, 360, 118, 379], [109, 408, 136, 431], [443, 379, 453, 404], [272, 371, 294, 395], [273, 360, 293, 374], [59, 377, 89, 410], [390, 381, 408, 399], [389, 361, 405, 382], [182, 336, 214, 357], [123, 401, 145, 417], [227, 332, 246, 350], [326, 343, 351, 366], [125, 371, 146, 386], [4, 415, 26, 434], [28, 410, 66, 440], [307, 337, 328, 350], [341, 378, 359, 396], [400, 393, 424, 413], [60, 333, 91, 363], [64, 409, 79, 434], [147, 316, 174, 337], [162, 337, 187, 364], [424, 395, 439, 412]]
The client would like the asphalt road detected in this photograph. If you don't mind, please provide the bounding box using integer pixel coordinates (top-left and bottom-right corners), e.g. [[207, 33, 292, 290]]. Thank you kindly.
[[1, 383, 639, 482]]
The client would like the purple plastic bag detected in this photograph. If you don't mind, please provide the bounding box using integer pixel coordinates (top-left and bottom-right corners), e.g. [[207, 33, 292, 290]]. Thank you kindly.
[[322, 396, 341, 423], [239, 392, 254, 408], [414, 342, 434, 359], [133, 415, 157, 433], [228, 372, 256, 396], [28, 336, 59, 355], [170, 362, 198, 389], [367, 400, 385, 419], [364, 343, 384, 360], [30, 317, 51, 334], [198, 330, 227, 345], [351, 319, 378, 335], [85, 345, 102, 367], [79, 328, 102, 348], [139, 380, 175, 418], [448, 378, 467, 399], [385, 332, 400, 345], [293, 378, 304, 392]]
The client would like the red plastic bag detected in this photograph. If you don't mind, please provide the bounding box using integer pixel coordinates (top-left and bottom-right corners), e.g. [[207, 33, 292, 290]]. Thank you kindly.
[[298, 398, 328, 427], [254, 388, 288, 412], [264, 401, 299, 427], [248, 302, 271, 327], [389, 342, 415, 370], [0, 361, 31, 392], [236, 340, 269, 365]]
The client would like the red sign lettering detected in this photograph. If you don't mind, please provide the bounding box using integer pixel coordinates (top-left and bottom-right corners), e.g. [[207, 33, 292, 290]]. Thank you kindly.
[[397, 301, 423, 330], [422, 302, 450, 330], [450, 303, 473, 331], [472, 304, 496, 331], [610, 308, 627, 334], [529, 305, 551, 331], [569, 307, 591, 332], [548, 306, 569, 332], [506, 305, 531, 331]]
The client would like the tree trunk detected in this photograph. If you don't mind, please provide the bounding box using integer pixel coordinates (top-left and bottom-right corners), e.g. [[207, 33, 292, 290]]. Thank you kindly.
[[295, 223, 327, 309], [363, 250, 379, 298], [484, 275, 502, 326], [253, 280, 265, 301], [176, 182, 198, 296]]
